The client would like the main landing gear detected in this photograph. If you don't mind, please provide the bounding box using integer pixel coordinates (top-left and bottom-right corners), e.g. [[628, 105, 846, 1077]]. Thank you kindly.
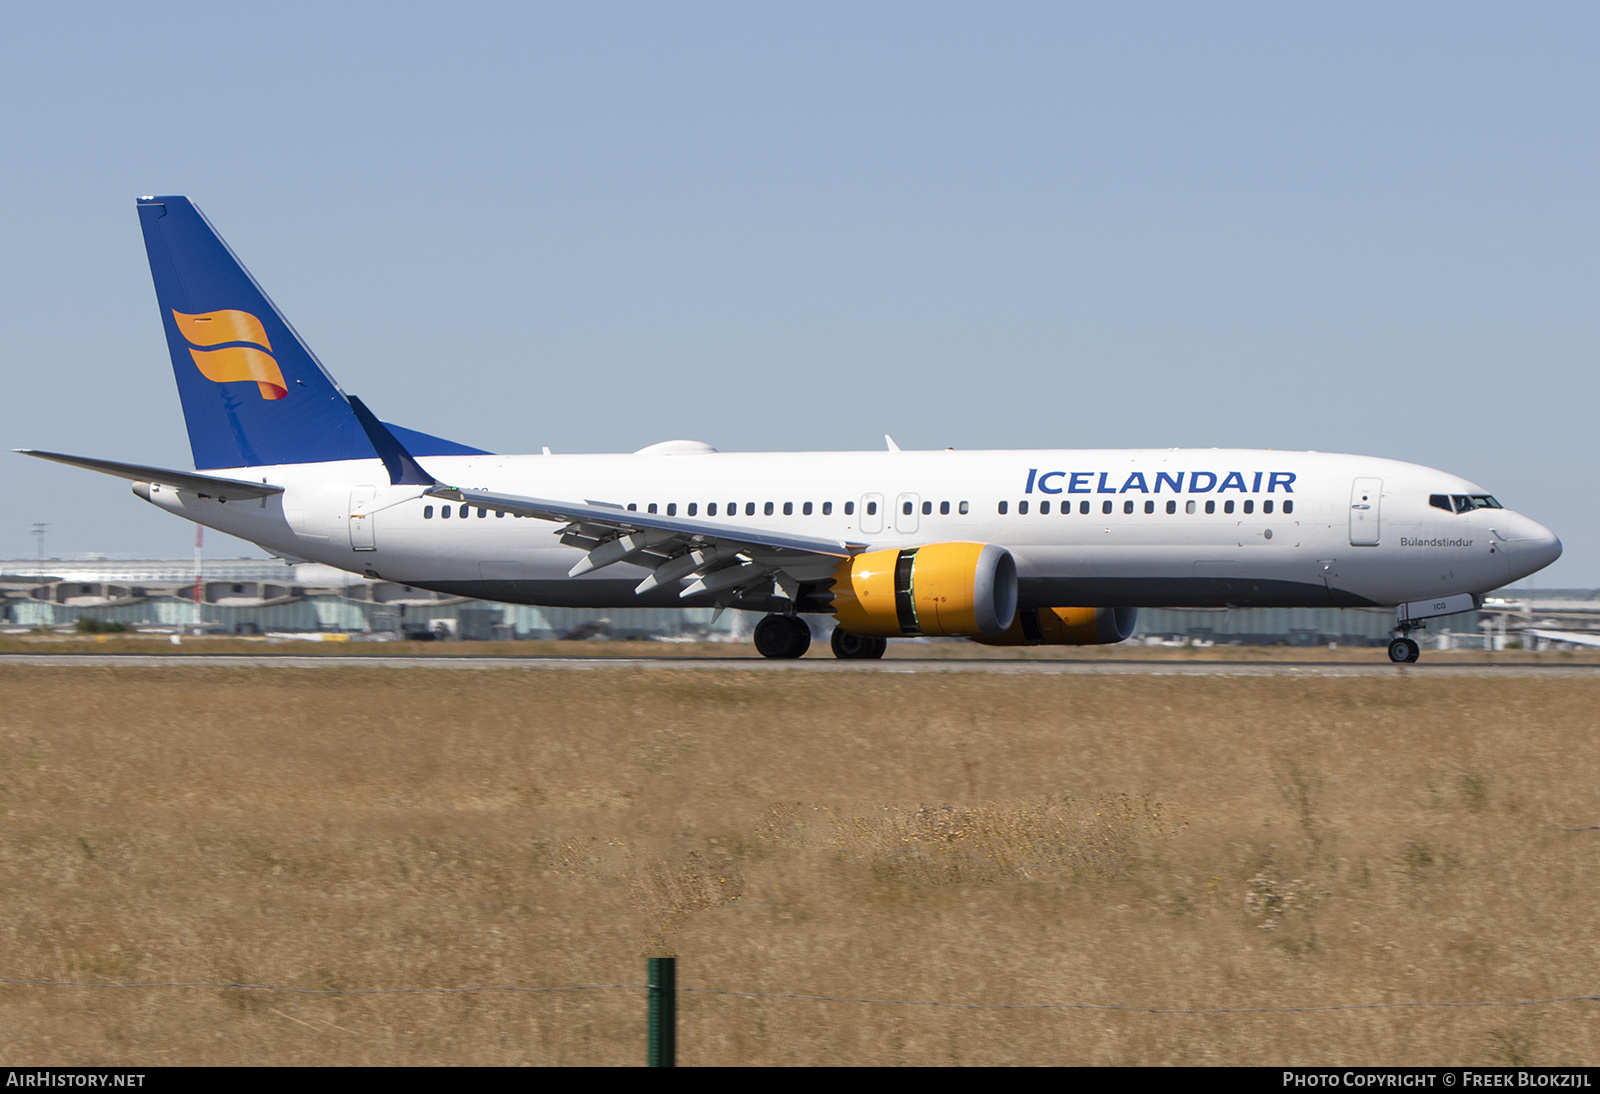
[[830, 626, 887, 660], [753, 614, 812, 659], [751, 616, 888, 660]]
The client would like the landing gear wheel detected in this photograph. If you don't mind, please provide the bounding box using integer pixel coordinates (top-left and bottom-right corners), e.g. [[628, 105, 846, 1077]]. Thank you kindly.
[[831, 627, 888, 660], [1388, 638, 1421, 664], [755, 614, 811, 659]]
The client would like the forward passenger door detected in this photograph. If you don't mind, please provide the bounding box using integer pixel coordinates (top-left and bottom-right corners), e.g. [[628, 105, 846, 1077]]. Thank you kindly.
[[1349, 478, 1382, 546]]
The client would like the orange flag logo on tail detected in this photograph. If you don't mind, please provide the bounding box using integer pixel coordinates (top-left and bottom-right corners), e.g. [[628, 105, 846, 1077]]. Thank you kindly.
[[172, 309, 287, 400]]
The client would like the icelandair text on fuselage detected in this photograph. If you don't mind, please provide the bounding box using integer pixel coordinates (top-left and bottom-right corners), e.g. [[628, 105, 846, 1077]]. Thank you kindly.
[[1284, 1075, 1591, 1088], [1024, 469, 1296, 495]]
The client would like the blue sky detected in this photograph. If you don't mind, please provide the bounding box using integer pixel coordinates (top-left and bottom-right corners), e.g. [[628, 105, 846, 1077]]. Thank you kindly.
[[3, 3, 1596, 584]]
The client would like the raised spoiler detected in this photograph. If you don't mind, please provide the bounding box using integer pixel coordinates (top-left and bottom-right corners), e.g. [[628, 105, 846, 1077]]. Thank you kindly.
[[17, 449, 284, 500]]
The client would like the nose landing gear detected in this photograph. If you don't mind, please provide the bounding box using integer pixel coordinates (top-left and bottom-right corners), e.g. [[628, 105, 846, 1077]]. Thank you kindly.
[[1388, 615, 1428, 663], [1387, 636, 1421, 664]]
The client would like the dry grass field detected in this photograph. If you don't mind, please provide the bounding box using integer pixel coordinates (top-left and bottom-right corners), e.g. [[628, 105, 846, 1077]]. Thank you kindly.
[[1, 662, 1597, 1065]]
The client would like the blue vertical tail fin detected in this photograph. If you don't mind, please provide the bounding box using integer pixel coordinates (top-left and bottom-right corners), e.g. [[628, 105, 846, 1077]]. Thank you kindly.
[[136, 195, 485, 469]]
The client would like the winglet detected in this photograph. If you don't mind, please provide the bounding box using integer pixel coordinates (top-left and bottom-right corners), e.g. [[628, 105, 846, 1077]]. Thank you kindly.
[[348, 397, 438, 486]]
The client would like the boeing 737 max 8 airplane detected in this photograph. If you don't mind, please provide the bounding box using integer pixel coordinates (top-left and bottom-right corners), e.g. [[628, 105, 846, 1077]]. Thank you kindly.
[[20, 197, 1564, 662]]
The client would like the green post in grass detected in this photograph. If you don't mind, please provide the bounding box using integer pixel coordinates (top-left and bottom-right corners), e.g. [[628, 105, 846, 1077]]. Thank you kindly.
[[647, 957, 676, 1067]]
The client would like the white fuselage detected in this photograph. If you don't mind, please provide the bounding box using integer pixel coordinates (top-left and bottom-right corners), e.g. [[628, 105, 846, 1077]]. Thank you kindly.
[[139, 446, 1562, 613]]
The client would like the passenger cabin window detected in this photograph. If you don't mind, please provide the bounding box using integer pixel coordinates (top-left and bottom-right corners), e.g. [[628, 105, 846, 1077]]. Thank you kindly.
[[866, 501, 877, 515], [1143, 500, 1154, 514], [921, 501, 932, 515], [959, 501, 970, 515], [1123, 500, 1133, 514], [940, 501, 950, 515], [666, 503, 676, 516], [1165, 500, 1176, 514], [1243, 500, 1254, 514], [764, 502, 774, 516], [844, 502, 854, 515], [1186, 500, 1196, 514], [1284, 500, 1294, 514], [648, 503, 657, 514], [688, 503, 698, 516], [802, 502, 812, 515], [1079, 501, 1089, 514], [824, 502, 834, 515], [1263, 500, 1274, 514], [746, 502, 756, 516], [1102, 501, 1113, 515], [1019, 500, 1029, 514], [1206, 500, 1216, 515], [442, 505, 452, 518], [998, 501, 1008, 515], [707, 503, 717, 516], [424, 505, 434, 518], [903, 501, 913, 515], [1040, 501, 1050, 514]]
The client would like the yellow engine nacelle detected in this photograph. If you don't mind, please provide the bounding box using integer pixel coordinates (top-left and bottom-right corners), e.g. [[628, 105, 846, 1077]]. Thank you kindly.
[[829, 542, 1017, 638], [971, 606, 1139, 646]]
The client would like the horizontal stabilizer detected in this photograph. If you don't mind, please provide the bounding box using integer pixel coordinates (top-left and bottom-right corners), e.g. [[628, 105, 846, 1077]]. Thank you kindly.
[[16, 449, 284, 499]]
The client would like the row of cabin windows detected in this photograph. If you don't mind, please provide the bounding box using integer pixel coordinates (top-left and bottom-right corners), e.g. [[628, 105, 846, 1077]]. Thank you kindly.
[[626, 500, 972, 517], [629, 501, 835, 517], [998, 498, 1294, 516], [421, 498, 1291, 521], [423, 505, 510, 519], [420, 500, 977, 520]]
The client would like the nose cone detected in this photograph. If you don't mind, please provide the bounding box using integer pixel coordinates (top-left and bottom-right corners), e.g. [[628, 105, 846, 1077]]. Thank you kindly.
[[1528, 526, 1564, 573], [1501, 513, 1563, 580]]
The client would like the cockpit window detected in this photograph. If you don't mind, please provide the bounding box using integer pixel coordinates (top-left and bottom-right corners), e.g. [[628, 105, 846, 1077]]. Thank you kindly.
[[1433, 493, 1503, 513]]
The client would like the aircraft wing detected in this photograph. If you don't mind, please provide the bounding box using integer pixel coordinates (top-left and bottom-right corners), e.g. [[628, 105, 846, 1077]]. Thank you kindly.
[[430, 483, 863, 600], [349, 393, 860, 602], [16, 449, 284, 500]]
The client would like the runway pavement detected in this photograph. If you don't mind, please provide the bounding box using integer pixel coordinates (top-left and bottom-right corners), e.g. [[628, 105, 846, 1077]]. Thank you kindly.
[[2, 653, 1597, 676]]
